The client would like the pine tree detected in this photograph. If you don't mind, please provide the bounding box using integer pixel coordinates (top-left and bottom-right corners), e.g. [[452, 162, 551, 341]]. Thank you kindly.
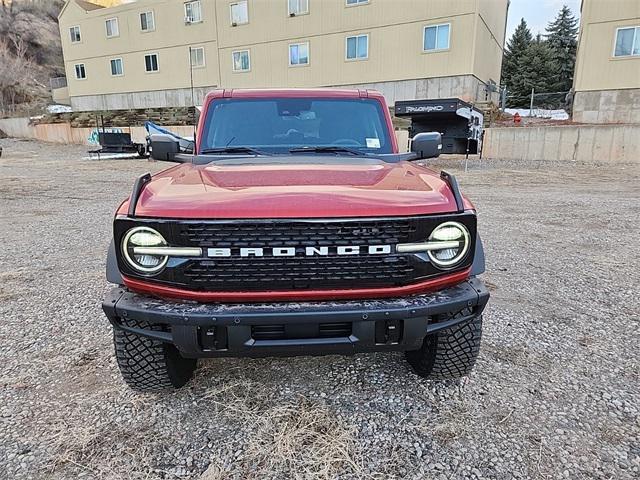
[[502, 19, 533, 93], [545, 5, 579, 92], [507, 36, 557, 107]]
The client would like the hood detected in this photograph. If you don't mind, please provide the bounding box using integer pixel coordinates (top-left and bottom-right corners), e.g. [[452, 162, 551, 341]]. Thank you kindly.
[[122, 157, 464, 218]]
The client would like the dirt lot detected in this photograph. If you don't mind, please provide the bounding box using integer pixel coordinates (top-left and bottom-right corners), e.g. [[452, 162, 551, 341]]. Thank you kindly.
[[0, 138, 638, 480]]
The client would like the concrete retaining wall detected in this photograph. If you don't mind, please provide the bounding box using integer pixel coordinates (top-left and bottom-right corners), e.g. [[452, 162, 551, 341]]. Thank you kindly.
[[0, 117, 410, 150], [0, 117, 193, 146], [573, 89, 640, 124], [483, 124, 640, 164], [6, 117, 636, 164]]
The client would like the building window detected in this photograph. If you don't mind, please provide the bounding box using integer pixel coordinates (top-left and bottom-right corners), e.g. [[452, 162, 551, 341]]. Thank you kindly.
[[105, 18, 119, 38], [346, 0, 368, 5], [288, 0, 308, 16], [614, 26, 640, 57], [144, 53, 159, 72], [232, 50, 250, 72], [110, 58, 124, 76], [74, 63, 86, 80], [69, 26, 81, 43], [185, 1, 202, 24], [190, 46, 205, 67], [140, 11, 155, 31], [230, 1, 248, 25], [346, 34, 368, 60], [423, 23, 450, 51], [289, 42, 309, 66]]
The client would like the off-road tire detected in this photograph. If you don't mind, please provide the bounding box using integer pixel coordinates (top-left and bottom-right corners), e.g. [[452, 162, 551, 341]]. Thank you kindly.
[[405, 310, 482, 379], [114, 319, 197, 392]]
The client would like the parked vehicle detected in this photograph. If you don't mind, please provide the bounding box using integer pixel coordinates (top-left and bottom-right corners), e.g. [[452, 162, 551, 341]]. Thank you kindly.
[[102, 89, 489, 391]]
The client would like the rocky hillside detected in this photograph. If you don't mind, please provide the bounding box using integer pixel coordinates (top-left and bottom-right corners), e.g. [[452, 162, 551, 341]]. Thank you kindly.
[[0, 0, 65, 116]]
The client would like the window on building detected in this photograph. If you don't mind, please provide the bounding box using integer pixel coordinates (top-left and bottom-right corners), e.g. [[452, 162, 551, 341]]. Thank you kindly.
[[232, 50, 250, 71], [74, 63, 86, 80], [69, 26, 81, 43], [423, 23, 450, 51], [110, 58, 123, 76], [614, 26, 640, 57], [144, 53, 159, 72], [190, 46, 205, 67], [289, 42, 309, 66], [105, 18, 119, 38], [346, 34, 368, 60], [346, 0, 369, 5], [230, 1, 248, 25], [140, 11, 155, 31], [288, 0, 309, 16], [185, 1, 202, 23]]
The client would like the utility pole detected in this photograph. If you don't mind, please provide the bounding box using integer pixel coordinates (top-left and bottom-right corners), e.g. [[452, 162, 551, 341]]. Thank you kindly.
[[529, 88, 535, 117]]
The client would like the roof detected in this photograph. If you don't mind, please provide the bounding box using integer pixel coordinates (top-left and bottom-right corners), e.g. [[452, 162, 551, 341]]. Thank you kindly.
[[75, 0, 105, 11], [204, 88, 386, 101]]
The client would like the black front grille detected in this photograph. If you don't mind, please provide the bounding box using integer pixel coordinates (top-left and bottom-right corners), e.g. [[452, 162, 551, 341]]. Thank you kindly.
[[183, 255, 413, 289], [114, 215, 476, 292], [176, 219, 417, 248]]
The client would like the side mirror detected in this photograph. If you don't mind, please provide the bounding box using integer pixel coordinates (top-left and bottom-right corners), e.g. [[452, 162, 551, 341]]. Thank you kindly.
[[411, 132, 442, 159], [149, 134, 179, 161]]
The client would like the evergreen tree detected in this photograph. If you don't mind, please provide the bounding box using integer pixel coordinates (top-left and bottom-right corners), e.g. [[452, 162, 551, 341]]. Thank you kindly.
[[507, 36, 557, 107], [545, 5, 579, 92], [502, 18, 533, 93]]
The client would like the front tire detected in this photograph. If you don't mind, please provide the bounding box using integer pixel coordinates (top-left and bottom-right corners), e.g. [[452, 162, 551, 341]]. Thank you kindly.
[[113, 319, 197, 392], [405, 310, 482, 379]]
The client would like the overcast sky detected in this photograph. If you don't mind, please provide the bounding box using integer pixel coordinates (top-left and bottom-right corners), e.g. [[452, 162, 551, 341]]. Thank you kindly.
[[506, 0, 582, 40]]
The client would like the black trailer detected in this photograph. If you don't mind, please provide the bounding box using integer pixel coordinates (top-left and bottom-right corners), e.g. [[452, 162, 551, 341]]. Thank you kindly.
[[394, 98, 483, 154]]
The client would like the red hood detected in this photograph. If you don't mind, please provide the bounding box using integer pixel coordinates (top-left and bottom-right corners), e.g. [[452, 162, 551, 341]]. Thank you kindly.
[[120, 158, 466, 218]]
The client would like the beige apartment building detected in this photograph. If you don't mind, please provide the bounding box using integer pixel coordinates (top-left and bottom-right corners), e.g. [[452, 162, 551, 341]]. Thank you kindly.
[[572, 0, 640, 124], [57, 0, 509, 111]]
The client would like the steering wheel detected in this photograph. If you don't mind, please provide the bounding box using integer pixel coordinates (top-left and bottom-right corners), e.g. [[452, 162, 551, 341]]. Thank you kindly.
[[332, 138, 361, 146]]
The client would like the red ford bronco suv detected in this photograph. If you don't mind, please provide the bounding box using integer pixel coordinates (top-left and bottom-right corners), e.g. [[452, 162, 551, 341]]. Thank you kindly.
[[102, 89, 489, 391]]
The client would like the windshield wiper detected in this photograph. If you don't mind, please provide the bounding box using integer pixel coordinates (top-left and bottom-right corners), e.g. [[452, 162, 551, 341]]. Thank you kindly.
[[200, 146, 269, 155], [288, 146, 366, 156]]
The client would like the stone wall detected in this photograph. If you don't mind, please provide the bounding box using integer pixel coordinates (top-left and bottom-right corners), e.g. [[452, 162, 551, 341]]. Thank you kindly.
[[573, 89, 640, 124], [66, 75, 499, 112], [343, 75, 499, 105], [482, 124, 640, 164], [69, 86, 217, 112]]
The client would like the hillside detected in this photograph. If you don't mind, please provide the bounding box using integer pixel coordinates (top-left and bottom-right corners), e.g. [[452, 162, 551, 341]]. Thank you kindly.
[[0, 0, 65, 116]]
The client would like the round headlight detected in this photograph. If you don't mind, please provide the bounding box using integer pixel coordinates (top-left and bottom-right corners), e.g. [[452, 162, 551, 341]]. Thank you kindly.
[[122, 226, 168, 274], [427, 221, 470, 269]]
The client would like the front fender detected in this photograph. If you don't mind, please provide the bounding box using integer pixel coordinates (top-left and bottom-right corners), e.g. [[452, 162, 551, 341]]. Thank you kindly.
[[471, 233, 486, 276], [106, 239, 124, 285]]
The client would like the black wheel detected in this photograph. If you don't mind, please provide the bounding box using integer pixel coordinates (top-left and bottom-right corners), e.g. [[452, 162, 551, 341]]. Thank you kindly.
[[405, 310, 482, 379], [136, 144, 147, 158], [113, 319, 197, 392]]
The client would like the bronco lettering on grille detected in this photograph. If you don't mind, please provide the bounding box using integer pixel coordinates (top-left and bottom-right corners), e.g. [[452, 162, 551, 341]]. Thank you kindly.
[[206, 245, 392, 257]]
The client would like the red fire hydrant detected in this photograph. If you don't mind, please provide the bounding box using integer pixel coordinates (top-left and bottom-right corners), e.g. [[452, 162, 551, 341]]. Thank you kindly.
[[513, 112, 522, 125]]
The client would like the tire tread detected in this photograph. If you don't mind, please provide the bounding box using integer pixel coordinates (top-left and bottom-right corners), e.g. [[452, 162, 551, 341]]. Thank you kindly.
[[113, 319, 195, 392], [405, 310, 482, 379]]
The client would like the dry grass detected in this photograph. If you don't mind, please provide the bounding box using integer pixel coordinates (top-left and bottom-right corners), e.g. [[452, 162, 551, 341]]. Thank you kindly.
[[47, 419, 158, 479], [200, 378, 367, 480]]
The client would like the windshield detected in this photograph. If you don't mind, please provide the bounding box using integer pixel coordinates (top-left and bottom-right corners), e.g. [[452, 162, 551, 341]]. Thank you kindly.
[[200, 97, 393, 155]]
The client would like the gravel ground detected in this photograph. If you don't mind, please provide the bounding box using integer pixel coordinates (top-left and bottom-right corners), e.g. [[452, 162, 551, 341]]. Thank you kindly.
[[0, 137, 638, 480]]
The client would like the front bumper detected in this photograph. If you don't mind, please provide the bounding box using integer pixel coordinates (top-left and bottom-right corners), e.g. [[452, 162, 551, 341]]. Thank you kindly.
[[102, 278, 489, 358]]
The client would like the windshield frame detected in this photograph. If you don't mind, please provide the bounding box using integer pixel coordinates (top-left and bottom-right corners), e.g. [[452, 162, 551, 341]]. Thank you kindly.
[[198, 96, 395, 156]]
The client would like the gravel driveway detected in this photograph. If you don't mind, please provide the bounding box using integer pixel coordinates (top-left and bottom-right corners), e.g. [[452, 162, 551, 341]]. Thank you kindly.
[[0, 138, 638, 480]]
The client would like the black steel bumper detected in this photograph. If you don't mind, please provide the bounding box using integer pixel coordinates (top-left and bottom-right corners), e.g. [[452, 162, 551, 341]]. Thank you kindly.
[[102, 278, 489, 358]]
